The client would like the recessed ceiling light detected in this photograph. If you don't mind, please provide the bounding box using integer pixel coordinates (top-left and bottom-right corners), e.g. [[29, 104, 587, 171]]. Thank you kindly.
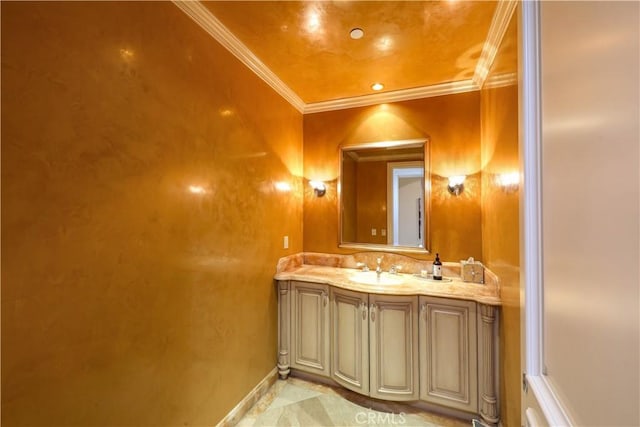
[[371, 83, 384, 91], [350, 28, 364, 40]]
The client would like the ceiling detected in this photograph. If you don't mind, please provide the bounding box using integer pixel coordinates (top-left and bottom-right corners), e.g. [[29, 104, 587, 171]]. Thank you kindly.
[[175, 1, 515, 113]]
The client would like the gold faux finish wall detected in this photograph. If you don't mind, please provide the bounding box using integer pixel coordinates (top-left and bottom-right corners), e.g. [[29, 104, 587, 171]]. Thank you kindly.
[[479, 13, 520, 427], [303, 93, 482, 262], [1, 2, 302, 426], [355, 161, 388, 244]]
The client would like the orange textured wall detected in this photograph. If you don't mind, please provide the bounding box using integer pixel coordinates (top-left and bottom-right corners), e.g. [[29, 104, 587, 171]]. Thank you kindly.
[[303, 93, 482, 262], [355, 161, 388, 244], [1, 2, 302, 426], [341, 156, 357, 242], [479, 12, 520, 427]]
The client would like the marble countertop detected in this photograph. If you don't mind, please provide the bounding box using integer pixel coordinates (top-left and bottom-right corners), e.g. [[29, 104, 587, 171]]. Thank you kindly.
[[274, 261, 501, 306]]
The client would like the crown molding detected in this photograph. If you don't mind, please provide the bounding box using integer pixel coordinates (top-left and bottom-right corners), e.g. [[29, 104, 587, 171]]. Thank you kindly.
[[473, 0, 518, 88], [303, 79, 479, 114], [172, 0, 306, 113], [174, 1, 510, 115], [483, 72, 518, 90]]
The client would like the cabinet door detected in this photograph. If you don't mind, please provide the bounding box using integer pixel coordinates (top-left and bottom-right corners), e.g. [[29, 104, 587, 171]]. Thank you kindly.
[[369, 294, 419, 401], [419, 296, 478, 413], [290, 281, 330, 377], [330, 287, 369, 394]]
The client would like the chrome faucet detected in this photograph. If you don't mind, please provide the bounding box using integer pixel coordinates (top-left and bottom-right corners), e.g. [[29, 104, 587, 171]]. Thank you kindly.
[[376, 257, 383, 276]]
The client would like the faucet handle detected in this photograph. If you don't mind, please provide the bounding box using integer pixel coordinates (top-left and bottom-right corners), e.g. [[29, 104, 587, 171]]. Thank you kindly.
[[356, 262, 370, 272], [389, 264, 402, 274]]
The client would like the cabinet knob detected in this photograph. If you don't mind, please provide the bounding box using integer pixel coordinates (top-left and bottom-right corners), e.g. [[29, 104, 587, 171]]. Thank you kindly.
[[361, 301, 367, 320], [370, 303, 377, 322]]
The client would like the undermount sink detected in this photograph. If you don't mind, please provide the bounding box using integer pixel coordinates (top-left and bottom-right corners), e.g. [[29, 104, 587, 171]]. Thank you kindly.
[[349, 271, 405, 286]]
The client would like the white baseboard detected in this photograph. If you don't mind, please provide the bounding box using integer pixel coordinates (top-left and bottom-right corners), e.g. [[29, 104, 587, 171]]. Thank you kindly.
[[216, 367, 278, 427]]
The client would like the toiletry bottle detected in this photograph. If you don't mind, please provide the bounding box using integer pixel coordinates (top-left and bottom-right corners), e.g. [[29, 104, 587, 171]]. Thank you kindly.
[[433, 253, 442, 280]]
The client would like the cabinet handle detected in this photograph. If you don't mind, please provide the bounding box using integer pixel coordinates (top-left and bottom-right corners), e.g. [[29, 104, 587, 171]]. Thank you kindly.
[[322, 291, 328, 307], [420, 303, 427, 319], [361, 301, 367, 320], [370, 303, 376, 322]]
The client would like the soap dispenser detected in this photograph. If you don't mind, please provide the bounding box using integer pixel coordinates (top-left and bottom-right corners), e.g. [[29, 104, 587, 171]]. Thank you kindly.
[[433, 253, 442, 280]]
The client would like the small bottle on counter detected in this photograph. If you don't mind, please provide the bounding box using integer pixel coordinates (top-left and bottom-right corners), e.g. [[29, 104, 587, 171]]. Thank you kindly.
[[433, 253, 442, 280]]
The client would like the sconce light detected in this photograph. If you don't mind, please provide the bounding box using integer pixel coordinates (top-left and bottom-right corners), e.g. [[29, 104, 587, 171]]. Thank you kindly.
[[447, 175, 466, 196], [309, 180, 326, 197], [497, 172, 519, 193]]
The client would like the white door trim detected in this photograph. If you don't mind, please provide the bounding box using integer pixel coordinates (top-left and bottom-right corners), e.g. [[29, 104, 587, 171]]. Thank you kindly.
[[386, 162, 424, 246], [520, 2, 572, 426]]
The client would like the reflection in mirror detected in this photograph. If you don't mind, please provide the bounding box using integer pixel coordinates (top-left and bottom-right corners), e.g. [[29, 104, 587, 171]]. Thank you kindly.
[[339, 138, 430, 253]]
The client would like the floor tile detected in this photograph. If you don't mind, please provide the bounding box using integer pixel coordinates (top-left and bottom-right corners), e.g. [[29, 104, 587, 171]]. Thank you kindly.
[[236, 376, 469, 427]]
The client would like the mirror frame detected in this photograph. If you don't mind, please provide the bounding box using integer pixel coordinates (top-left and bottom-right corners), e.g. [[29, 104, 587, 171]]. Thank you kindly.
[[338, 138, 431, 254]]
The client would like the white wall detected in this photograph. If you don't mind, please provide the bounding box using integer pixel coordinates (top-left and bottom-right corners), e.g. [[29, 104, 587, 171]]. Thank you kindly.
[[539, 2, 639, 425], [397, 177, 422, 246]]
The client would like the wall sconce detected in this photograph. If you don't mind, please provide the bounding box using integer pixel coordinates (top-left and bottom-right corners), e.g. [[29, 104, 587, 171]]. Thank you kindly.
[[497, 172, 519, 193], [447, 175, 466, 196], [309, 180, 326, 197]]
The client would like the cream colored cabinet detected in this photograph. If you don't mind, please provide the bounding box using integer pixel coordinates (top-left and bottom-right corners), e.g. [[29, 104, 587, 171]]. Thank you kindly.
[[369, 294, 419, 401], [330, 287, 369, 394], [331, 290, 419, 401], [277, 279, 497, 423], [419, 296, 478, 413], [290, 281, 330, 377]]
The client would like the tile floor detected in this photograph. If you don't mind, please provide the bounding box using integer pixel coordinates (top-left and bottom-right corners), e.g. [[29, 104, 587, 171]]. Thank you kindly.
[[236, 376, 471, 427]]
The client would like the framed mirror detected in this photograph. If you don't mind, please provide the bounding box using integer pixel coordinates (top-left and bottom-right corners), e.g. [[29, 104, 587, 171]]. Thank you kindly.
[[339, 138, 430, 253]]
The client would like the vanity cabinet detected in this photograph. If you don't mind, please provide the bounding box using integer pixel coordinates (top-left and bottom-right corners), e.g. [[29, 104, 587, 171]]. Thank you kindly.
[[369, 294, 419, 401], [277, 277, 499, 424], [419, 296, 478, 413], [330, 288, 419, 401], [330, 287, 369, 394], [290, 281, 330, 377]]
